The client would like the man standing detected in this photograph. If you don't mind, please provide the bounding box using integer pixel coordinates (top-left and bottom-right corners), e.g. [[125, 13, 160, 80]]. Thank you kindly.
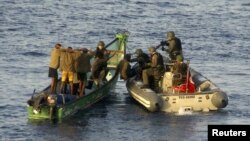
[[141, 46, 164, 89], [75, 48, 94, 96], [60, 47, 75, 95], [48, 43, 61, 94], [161, 31, 183, 61]]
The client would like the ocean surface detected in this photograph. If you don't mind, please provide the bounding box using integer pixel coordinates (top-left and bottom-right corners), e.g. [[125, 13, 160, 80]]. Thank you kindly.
[[0, 0, 250, 141]]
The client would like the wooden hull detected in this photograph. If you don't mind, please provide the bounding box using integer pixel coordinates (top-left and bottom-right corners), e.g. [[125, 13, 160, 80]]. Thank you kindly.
[[126, 68, 228, 113], [27, 32, 128, 120]]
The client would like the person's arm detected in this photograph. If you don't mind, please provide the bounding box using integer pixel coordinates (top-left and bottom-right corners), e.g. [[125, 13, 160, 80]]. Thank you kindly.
[[150, 54, 158, 68], [121, 61, 129, 80]]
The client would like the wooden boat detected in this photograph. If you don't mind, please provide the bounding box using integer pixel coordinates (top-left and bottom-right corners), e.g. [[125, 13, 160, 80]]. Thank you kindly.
[[27, 32, 128, 120], [126, 59, 228, 113]]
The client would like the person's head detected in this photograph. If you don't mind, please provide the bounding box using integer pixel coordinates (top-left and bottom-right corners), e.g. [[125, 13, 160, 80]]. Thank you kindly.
[[124, 54, 131, 62], [166, 31, 175, 41], [67, 47, 73, 52], [81, 48, 88, 53], [148, 46, 156, 54], [176, 55, 183, 62], [134, 49, 143, 56], [97, 41, 105, 49], [55, 43, 61, 49]]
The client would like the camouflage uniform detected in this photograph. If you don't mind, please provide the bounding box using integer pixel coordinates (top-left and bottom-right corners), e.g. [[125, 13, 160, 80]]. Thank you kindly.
[[161, 31, 183, 60], [172, 55, 188, 86], [142, 47, 164, 88], [131, 49, 150, 80]]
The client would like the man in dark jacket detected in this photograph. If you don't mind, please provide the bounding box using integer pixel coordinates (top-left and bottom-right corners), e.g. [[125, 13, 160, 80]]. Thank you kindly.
[[131, 49, 150, 80], [161, 31, 183, 61]]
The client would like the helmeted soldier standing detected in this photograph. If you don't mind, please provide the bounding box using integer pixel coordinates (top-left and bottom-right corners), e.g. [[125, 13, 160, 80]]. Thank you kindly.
[[161, 31, 183, 61]]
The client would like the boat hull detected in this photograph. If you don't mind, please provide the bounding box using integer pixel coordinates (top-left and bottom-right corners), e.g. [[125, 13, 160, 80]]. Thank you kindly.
[[27, 32, 128, 120], [126, 68, 228, 113]]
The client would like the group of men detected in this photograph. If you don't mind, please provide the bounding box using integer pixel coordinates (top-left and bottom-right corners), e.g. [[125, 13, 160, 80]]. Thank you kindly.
[[119, 31, 188, 91], [48, 31, 188, 96], [48, 41, 109, 96]]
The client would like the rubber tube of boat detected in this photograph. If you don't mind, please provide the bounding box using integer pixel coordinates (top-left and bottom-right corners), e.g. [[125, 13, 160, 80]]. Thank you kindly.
[[211, 91, 228, 108]]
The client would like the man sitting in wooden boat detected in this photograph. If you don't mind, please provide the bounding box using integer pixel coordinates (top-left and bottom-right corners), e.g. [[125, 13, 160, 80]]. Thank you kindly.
[[130, 49, 150, 80], [141, 46, 164, 90]]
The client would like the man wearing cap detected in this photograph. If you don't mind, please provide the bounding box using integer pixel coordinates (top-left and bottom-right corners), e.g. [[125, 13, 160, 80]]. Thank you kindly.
[[131, 49, 150, 80], [171, 55, 188, 86], [141, 46, 164, 89], [95, 41, 110, 59], [161, 31, 183, 61]]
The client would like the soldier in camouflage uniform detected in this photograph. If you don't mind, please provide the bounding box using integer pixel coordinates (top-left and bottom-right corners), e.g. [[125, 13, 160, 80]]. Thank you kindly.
[[131, 49, 150, 80], [161, 31, 183, 61], [141, 47, 164, 89]]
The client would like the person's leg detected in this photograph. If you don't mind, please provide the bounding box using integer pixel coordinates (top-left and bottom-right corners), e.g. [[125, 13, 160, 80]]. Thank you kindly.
[[69, 81, 74, 95], [49, 68, 58, 94], [60, 71, 67, 94], [81, 73, 87, 96], [50, 77, 57, 94], [79, 80, 84, 96], [68, 72, 74, 95], [142, 68, 152, 88]]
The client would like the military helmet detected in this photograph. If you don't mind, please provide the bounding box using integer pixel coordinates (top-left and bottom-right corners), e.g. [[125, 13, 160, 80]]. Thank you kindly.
[[97, 41, 105, 47], [135, 49, 143, 55], [148, 46, 156, 53], [167, 31, 175, 41], [176, 55, 184, 62]]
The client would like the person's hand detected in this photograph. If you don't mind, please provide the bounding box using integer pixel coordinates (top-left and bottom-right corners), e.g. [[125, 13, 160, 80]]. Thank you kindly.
[[161, 46, 165, 51], [160, 40, 166, 46]]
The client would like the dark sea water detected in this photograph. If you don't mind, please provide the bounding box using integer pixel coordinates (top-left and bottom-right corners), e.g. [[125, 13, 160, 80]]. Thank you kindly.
[[0, 0, 250, 141]]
